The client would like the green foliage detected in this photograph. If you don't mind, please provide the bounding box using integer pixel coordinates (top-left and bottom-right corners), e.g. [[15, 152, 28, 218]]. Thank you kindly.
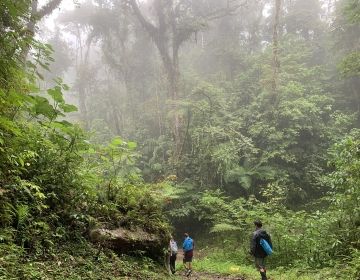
[[344, 0, 360, 23], [193, 253, 354, 280], [348, 248, 360, 279], [165, 35, 352, 204], [182, 130, 360, 274], [78, 136, 171, 238], [334, 0, 360, 110], [0, 241, 169, 280], [0, 1, 171, 272], [1, 0, 360, 278], [339, 50, 360, 78], [0, 2, 92, 252], [326, 129, 360, 260]]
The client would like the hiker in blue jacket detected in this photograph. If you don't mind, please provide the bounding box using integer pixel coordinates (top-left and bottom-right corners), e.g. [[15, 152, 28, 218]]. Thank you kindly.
[[250, 220, 272, 280], [182, 233, 194, 277]]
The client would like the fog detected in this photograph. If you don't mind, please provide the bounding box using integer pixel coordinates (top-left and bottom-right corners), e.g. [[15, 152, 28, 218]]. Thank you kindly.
[[31, 0, 360, 199], [1, 1, 360, 278]]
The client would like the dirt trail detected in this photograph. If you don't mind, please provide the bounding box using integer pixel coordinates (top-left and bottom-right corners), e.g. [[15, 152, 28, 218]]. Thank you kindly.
[[173, 249, 247, 279], [177, 271, 246, 280]]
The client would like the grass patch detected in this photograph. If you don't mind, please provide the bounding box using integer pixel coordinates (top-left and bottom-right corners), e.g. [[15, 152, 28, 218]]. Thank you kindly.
[[189, 250, 354, 280]]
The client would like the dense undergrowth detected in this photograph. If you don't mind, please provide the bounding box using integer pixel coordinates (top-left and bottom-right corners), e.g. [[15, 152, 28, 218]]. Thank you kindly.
[[167, 129, 360, 279], [0, 2, 171, 279], [0, 241, 169, 280]]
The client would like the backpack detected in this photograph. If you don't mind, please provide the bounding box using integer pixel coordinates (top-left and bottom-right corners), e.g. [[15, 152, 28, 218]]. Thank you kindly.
[[260, 238, 273, 256], [170, 241, 178, 253], [183, 237, 193, 251]]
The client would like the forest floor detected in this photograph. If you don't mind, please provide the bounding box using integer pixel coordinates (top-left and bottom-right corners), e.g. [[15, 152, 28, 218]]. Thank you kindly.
[[173, 251, 249, 280], [169, 249, 349, 280], [0, 243, 350, 280], [176, 271, 246, 279]]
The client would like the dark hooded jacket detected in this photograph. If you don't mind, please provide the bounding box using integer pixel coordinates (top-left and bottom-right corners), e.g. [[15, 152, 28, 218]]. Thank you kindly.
[[250, 228, 272, 258]]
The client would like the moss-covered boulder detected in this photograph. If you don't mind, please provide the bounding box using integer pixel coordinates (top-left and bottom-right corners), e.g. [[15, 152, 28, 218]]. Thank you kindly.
[[89, 227, 166, 258]]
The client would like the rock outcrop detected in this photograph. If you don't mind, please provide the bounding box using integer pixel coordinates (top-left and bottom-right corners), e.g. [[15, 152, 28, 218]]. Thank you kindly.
[[89, 227, 165, 257]]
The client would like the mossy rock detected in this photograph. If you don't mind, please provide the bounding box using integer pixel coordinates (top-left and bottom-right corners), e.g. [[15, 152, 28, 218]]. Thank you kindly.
[[89, 227, 166, 258]]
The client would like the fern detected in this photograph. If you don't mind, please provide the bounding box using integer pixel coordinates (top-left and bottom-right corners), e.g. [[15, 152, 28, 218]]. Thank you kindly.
[[16, 205, 29, 229], [0, 201, 15, 226]]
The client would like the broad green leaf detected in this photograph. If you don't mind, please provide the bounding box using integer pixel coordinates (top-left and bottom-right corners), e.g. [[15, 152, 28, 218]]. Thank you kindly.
[[32, 96, 57, 119], [59, 103, 78, 113], [54, 120, 73, 127], [47, 86, 64, 103], [111, 137, 123, 146], [127, 142, 137, 149]]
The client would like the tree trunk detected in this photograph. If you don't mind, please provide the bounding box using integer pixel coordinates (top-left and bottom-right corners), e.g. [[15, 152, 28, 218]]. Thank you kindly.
[[271, 0, 282, 103], [167, 50, 182, 158], [22, 0, 63, 62], [155, 80, 164, 137], [110, 99, 121, 135], [129, 0, 184, 158], [78, 86, 88, 130], [21, 1, 38, 62]]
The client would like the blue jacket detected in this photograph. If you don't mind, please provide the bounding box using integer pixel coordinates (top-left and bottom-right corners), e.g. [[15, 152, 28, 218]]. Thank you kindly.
[[183, 237, 194, 252]]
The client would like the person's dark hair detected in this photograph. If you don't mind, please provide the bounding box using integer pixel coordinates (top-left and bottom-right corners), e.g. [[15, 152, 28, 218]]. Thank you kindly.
[[254, 220, 263, 227]]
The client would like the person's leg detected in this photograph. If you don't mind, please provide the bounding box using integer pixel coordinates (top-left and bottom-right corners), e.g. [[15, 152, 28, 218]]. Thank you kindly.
[[255, 258, 267, 280], [261, 258, 268, 280], [259, 267, 267, 280], [186, 255, 193, 277], [258, 259, 267, 280], [170, 254, 176, 274], [185, 262, 192, 277], [184, 252, 191, 269], [184, 262, 191, 276], [183, 255, 189, 275]]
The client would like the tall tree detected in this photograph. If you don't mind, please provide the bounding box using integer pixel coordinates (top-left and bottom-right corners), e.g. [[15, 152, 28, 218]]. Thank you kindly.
[[271, 0, 282, 100], [23, 0, 63, 60], [333, 0, 360, 117], [128, 0, 245, 159]]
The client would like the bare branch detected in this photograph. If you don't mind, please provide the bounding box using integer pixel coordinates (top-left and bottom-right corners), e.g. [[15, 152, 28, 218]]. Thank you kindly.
[[128, 0, 173, 73], [127, 0, 157, 35], [38, 0, 63, 19], [203, 0, 248, 21]]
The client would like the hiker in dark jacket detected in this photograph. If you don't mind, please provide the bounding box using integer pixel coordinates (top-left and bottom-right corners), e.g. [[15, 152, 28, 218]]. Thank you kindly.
[[250, 220, 272, 280]]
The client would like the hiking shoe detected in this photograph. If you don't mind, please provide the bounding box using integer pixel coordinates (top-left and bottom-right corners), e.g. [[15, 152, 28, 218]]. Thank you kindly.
[[186, 269, 192, 277]]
